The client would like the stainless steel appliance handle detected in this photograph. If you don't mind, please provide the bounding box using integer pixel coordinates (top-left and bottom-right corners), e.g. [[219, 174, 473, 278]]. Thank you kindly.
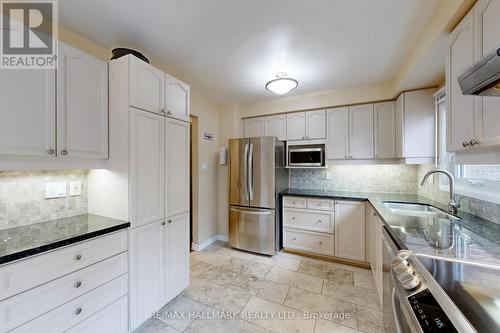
[[391, 287, 406, 333], [230, 208, 271, 215], [244, 143, 249, 200], [248, 143, 254, 201]]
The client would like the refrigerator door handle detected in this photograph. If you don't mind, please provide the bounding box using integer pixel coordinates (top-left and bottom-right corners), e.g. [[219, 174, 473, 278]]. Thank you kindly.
[[243, 143, 249, 200], [248, 143, 254, 201], [230, 207, 271, 215]]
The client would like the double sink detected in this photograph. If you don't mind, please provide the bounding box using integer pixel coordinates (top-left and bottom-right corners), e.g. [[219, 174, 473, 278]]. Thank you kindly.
[[383, 201, 460, 221]]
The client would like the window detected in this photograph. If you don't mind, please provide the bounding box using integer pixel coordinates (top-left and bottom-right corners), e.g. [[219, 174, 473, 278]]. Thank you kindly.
[[455, 164, 500, 192]]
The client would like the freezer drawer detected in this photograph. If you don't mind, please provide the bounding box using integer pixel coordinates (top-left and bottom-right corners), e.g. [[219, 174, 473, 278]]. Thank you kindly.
[[229, 206, 276, 255]]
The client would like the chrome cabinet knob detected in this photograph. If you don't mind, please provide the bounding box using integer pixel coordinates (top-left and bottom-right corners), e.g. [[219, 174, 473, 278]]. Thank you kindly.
[[74, 281, 82, 288], [292, 237, 297, 241], [74, 254, 82, 261], [462, 141, 470, 148], [161, 221, 166, 225], [318, 241, 323, 245], [60, 150, 68, 156], [74, 307, 82, 315], [291, 217, 296, 220], [167, 219, 172, 224], [47, 149, 55, 155], [469, 138, 479, 146]]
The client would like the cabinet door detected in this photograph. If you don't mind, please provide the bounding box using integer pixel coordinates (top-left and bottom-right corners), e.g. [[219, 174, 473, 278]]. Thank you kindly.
[[374, 102, 396, 159], [475, 0, 500, 147], [403, 90, 435, 158], [130, 108, 165, 227], [57, 43, 108, 159], [0, 69, 55, 157], [129, 56, 165, 114], [286, 113, 306, 140], [165, 118, 190, 217], [395, 94, 404, 158], [335, 201, 365, 261], [446, 11, 476, 151], [305, 110, 326, 139], [165, 212, 190, 303], [326, 108, 349, 159], [129, 221, 165, 330], [165, 73, 190, 121], [349, 104, 374, 159], [265, 115, 286, 140], [244, 118, 265, 137]]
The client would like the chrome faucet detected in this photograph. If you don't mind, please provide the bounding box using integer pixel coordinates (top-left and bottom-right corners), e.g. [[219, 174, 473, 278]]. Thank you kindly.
[[420, 169, 461, 214]]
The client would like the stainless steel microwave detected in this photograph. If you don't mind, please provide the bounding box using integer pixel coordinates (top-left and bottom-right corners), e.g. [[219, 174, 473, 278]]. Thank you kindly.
[[287, 144, 325, 167]]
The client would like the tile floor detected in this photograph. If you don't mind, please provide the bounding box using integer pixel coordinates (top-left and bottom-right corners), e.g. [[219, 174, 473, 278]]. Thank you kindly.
[[135, 242, 384, 333]]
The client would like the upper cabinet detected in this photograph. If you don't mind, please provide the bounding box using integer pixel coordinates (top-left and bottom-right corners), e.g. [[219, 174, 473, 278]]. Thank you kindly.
[[165, 73, 190, 121], [244, 117, 265, 137], [395, 89, 435, 162], [447, 0, 500, 151], [349, 104, 374, 159], [286, 112, 306, 140], [265, 115, 286, 140], [305, 110, 326, 139], [57, 43, 108, 159], [374, 102, 396, 159], [129, 56, 165, 114], [326, 108, 349, 159]]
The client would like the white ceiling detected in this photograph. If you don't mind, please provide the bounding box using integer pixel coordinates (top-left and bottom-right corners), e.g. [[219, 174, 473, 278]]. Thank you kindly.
[[60, 0, 440, 102]]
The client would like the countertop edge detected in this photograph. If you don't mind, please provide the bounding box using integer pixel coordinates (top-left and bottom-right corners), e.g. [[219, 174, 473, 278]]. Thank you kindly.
[[0, 222, 130, 266]]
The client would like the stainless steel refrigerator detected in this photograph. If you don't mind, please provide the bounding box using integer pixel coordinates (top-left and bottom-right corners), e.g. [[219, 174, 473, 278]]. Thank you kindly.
[[228, 137, 288, 255]]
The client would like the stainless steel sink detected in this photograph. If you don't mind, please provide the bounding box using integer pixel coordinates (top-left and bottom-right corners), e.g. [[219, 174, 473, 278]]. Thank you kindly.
[[383, 201, 460, 220]]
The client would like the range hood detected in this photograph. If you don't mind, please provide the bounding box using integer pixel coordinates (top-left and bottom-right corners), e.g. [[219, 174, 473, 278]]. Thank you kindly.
[[458, 45, 500, 96]]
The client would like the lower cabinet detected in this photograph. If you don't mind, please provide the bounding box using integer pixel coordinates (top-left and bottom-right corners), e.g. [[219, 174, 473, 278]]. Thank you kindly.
[[368, 205, 383, 303], [335, 201, 366, 262], [129, 212, 190, 330]]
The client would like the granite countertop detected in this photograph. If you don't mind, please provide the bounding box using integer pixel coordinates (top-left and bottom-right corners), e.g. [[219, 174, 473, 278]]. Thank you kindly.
[[281, 188, 500, 267], [0, 214, 130, 265]]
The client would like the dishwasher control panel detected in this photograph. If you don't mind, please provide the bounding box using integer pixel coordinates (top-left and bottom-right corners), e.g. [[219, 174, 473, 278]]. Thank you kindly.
[[408, 289, 457, 333]]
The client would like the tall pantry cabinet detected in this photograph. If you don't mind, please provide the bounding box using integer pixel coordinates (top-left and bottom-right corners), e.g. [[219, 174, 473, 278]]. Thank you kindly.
[[91, 54, 190, 331]]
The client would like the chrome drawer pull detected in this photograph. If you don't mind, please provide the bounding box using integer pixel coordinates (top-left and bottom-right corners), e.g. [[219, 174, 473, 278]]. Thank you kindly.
[[74, 281, 82, 288], [74, 254, 82, 261], [74, 307, 82, 315]]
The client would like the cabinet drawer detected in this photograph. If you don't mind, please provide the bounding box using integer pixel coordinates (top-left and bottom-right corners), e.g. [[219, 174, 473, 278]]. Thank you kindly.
[[11, 274, 128, 333], [307, 198, 334, 211], [284, 229, 334, 256], [283, 208, 334, 233], [0, 253, 128, 331], [0, 231, 127, 300], [66, 296, 128, 333], [283, 196, 307, 208]]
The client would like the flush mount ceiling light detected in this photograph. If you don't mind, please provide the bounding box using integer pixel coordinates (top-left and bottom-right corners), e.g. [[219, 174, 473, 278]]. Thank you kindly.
[[265, 72, 298, 95]]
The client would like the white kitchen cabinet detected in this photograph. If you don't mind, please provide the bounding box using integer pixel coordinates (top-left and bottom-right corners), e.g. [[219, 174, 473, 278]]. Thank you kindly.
[[165, 118, 190, 217], [305, 110, 326, 139], [446, 10, 476, 152], [335, 201, 365, 262], [286, 113, 306, 140], [374, 102, 396, 159], [129, 221, 165, 330], [395, 89, 435, 161], [129, 56, 165, 114], [165, 73, 190, 121], [130, 108, 165, 227], [265, 115, 286, 140], [65, 297, 128, 333], [244, 117, 265, 137], [368, 206, 383, 303], [57, 43, 108, 159], [474, 0, 500, 148], [165, 212, 190, 303], [349, 104, 374, 159], [0, 69, 56, 158], [326, 107, 349, 159]]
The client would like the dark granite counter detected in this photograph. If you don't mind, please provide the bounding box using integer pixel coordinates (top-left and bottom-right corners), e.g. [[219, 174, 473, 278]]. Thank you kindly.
[[0, 214, 130, 265], [281, 189, 500, 267]]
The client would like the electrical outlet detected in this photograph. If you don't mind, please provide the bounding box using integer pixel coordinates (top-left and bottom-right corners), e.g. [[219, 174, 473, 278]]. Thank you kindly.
[[70, 181, 82, 196], [45, 182, 67, 199]]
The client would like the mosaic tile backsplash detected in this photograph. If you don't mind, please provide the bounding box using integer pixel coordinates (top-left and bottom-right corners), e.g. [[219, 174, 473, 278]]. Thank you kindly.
[[290, 164, 419, 193], [0, 170, 88, 230], [418, 164, 500, 225]]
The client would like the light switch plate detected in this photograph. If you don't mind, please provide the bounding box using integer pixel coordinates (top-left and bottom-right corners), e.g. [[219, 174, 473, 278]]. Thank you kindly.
[[45, 182, 67, 199], [69, 181, 82, 196]]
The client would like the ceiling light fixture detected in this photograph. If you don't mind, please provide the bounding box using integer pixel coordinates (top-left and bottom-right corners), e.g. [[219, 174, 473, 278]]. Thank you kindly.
[[265, 72, 298, 95]]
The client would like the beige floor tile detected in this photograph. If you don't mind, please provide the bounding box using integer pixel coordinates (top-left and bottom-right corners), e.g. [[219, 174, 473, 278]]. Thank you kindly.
[[315, 319, 363, 333], [200, 265, 240, 285], [215, 247, 257, 260], [354, 272, 376, 289], [229, 273, 290, 304], [284, 287, 358, 329], [183, 279, 252, 312], [253, 255, 301, 271], [134, 319, 181, 333], [322, 282, 381, 310], [242, 297, 316, 333], [357, 306, 384, 333], [238, 321, 271, 333], [330, 262, 373, 275], [185, 315, 242, 333], [266, 267, 323, 293], [275, 251, 305, 260], [191, 261, 217, 277], [221, 257, 273, 279], [191, 252, 231, 266], [158, 295, 207, 331]]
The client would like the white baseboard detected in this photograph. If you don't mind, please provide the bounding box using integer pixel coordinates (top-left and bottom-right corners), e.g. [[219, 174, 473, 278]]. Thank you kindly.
[[192, 234, 228, 252]]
